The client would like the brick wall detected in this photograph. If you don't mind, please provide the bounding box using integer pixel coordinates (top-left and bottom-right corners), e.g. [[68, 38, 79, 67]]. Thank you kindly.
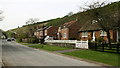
[[60, 28, 69, 40], [79, 30, 117, 43]]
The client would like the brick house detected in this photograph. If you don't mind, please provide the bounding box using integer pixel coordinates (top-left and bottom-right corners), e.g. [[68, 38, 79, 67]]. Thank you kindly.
[[78, 20, 120, 43], [57, 20, 81, 40], [34, 26, 58, 39]]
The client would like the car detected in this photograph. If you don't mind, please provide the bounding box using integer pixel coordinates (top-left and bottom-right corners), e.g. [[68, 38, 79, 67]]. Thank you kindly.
[[7, 38, 11, 41], [11, 38, 15, 41]]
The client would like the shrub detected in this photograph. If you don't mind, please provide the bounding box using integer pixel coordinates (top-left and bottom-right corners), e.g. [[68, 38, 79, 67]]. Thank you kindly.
[[27, 37, 39, 43], [69, 38, 76, 40], [16, 38, 22, 42], [20, 37, 39, 43], [96, 37, 104, 43]]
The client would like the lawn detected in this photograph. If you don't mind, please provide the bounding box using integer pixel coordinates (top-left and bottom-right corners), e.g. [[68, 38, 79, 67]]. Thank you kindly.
[[21, 43, 38, 45], [28, 44, 72, 51], [63, 50, 119, 66]]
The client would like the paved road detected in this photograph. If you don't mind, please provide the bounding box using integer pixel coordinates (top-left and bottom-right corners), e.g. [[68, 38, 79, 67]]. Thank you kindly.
[[2, 40, 102, 66]]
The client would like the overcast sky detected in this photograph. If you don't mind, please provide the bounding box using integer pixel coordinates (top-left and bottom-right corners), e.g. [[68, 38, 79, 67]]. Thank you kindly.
[[0, 0, 119, 31]]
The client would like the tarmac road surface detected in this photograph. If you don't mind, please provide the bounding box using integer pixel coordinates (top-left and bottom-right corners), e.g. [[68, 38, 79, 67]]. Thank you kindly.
[[2, 40, 103, 67]]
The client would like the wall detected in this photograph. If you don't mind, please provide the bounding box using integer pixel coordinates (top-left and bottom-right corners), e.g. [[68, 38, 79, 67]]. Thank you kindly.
[[46, 43, 75, 48], [80, 32, 92, 41], [60, 28, 69, 40], [79, 30, 117, 43]]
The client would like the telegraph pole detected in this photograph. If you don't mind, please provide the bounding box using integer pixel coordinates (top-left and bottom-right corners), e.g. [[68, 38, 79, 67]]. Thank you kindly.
[[41, 24, 45, 48]]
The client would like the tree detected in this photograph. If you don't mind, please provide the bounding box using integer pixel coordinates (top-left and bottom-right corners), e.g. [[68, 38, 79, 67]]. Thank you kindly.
[[79, 0, 108, 12], [26, 18, 39, 25], [25, 18, 39, 38], [68, 12, 73, 16], [80, 0, 116, 48]]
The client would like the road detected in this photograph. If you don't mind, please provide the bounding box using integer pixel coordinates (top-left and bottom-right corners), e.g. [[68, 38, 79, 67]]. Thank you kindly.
[[1, 40, 103, 67]]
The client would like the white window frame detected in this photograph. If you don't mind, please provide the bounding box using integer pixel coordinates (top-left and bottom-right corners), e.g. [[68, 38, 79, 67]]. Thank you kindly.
[[117, 30, 119, 42], [82, 32, 88, 37], [100, 30, 107, 36], [63, 33, 67, 38], [40, 31, 43, 36]]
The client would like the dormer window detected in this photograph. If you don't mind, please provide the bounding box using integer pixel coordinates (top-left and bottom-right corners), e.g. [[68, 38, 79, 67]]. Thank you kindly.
[[92, 20, 98, 24]]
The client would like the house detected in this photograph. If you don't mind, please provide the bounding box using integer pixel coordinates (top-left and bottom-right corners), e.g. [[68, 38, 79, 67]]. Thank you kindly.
[[57, 20, 81, 40], [78, 19, 120, 43], [34, 26, 58, 39]]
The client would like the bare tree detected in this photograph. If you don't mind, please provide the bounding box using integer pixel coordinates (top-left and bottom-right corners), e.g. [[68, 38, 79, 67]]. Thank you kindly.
[[80, 0, 117, 47], [68, 12, 73, 16], [79, 0, 109, 12], [26, 18, 39, 25], [25, 18, 39, 38]]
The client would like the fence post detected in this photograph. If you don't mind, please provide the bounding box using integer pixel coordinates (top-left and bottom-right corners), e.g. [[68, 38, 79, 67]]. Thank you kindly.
[[102, 43, 104, 52], [117, 44, 119, 53], [95, 43, 97, 51]]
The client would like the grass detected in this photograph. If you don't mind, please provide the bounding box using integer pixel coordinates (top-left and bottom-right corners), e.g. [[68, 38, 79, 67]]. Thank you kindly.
[[21, 43, 37, 45], [63, 50, 119, 66], [20, 42, 119, 66], [23, 43, 72, 51]]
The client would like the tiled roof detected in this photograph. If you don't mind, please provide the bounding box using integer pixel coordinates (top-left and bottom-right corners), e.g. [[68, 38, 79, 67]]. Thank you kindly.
[[79, 18, 119, 32], [63, 20, 77, 27]]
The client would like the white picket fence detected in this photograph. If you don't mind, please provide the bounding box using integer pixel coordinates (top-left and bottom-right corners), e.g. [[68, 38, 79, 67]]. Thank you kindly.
[[45, 40, 89, 49], [75, 40, 88, 49]]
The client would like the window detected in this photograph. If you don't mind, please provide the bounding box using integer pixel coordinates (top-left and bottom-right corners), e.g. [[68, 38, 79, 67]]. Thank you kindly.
[[92, 20, 98, 24], [40, 31, 43, 36], [82, 32, 88, 37], [63, 33, 67, 38], [100, 30, 107, 36]]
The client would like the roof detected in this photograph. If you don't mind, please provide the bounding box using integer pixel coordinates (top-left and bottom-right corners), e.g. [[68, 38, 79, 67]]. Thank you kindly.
[[36, 26, 49, 31], [79, 20, 102, 32], [79, 18, 120, 32], [63, 20, 77, 27], [36, 26, 58, 32]]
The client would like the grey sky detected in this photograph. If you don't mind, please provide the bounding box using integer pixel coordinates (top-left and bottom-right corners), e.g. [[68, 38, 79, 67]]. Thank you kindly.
[[0, 0, 119, 31]]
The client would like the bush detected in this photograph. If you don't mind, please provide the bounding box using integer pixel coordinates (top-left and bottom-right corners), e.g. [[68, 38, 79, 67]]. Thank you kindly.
[[27, 37, 39, 43], [69, 38, 76, 40], [16, 38, 22, 42], [96, 37, 104, 43], [20, 37, 39, 43]]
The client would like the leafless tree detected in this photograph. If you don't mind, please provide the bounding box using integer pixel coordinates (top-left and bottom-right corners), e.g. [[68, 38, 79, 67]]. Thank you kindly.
[[68, 12, 73, 16], [25, 18, 39, 38], [26, 18, 39, 25], [80, 0, 109, 12]]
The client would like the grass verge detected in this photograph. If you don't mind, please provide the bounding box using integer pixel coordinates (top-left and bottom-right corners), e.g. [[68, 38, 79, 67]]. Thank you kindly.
[[24, 43, 72, 51], [62, 50, 119, 66]]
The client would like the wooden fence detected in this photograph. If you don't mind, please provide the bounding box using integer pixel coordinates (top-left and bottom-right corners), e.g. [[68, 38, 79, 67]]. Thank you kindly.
[[89, 43, 120, 53]]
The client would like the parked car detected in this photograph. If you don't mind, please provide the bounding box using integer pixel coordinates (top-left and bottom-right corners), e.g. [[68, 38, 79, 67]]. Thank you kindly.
[[45, 36, 53, 40], [11, 38, 15, 41], [7, 38, 11, 41]]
